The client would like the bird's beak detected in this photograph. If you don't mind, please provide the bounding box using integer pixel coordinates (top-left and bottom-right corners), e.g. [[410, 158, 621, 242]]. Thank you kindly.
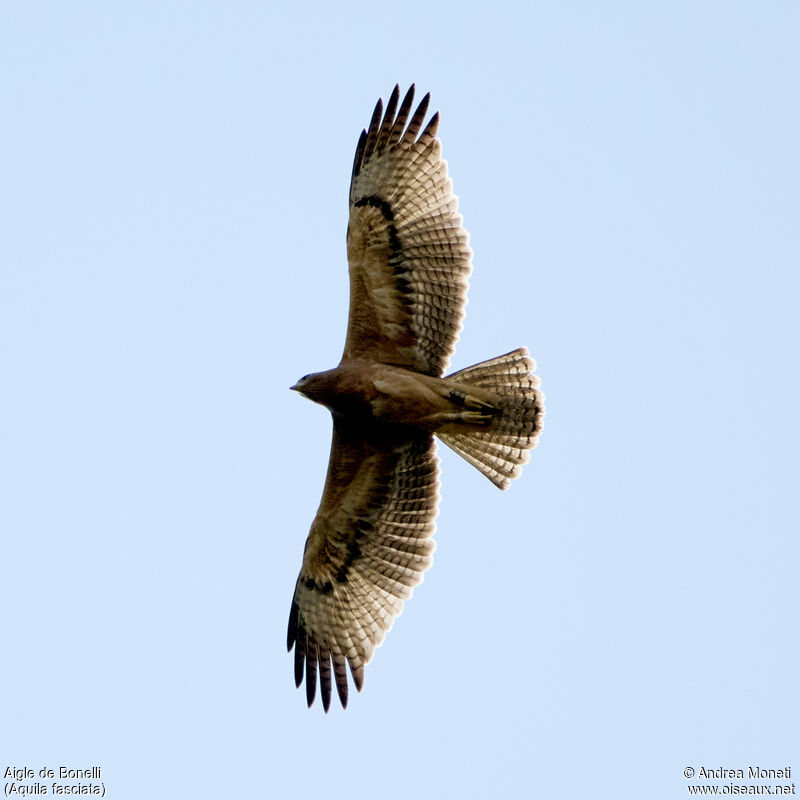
[[290, 383, 299, 392]]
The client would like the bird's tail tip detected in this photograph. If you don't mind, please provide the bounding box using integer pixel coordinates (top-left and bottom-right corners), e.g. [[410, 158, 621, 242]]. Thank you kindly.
[[438, 348, 544, 489]]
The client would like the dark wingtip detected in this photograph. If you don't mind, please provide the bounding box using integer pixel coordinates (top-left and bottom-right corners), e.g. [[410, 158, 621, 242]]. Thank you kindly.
[[351, 129, 368, 182], [287, 599, 298, 651], [333, 654, 349, 709], [371, 96, 384, 127], [402, 91, 432, 144], [294, 630, 305, 684], [319, 649, 332, 713], [305, 646, 318, 707], [362, 97, 383, 162], [353, 84, 434, 185], [422, 110, 440, 139], [351, 663, 365, 692]]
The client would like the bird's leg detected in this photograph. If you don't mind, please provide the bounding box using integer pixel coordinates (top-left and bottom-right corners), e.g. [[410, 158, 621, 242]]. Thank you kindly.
[[420, 409, 495, 426], [421, 390, 501, 427], [447, 389, 497, 412]]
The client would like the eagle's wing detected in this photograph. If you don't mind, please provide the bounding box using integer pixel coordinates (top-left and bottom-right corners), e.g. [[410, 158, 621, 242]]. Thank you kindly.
[[287, 422, 439, 711], [344, 85, 472, 377]]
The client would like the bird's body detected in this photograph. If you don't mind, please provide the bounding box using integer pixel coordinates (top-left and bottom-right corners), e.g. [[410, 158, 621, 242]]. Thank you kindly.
[[287, 86, 545, 711], [293, 361, 500, 431]]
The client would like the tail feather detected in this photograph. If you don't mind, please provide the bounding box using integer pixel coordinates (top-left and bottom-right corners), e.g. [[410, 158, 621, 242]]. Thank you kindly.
[[437, 347, 544, 490]]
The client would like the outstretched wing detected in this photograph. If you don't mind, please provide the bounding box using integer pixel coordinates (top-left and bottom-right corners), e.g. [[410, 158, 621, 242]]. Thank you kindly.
[[287, 422, 439, 711], [344, 85, 472, 377]]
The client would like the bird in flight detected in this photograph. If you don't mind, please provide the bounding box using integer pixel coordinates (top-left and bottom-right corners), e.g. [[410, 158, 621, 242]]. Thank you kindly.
[[287, 85, 544, 711]]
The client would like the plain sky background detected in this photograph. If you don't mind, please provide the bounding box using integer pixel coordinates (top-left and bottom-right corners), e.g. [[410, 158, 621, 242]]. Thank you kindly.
[[2, 3, 798, 798]]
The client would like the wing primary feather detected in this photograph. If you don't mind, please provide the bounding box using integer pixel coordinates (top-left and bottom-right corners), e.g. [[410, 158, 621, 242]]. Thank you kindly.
[[287, 598, 298, 650], [362, 97, 383, 162], [319, 649, 332, 713], [293, 628, 305, 688], [421, 110, 440, 140], [350, 662, 365, 692], [333, 653, 349, 709], [351, 129, 368, 181], [375, 84, 400, 152], [402, 91, 431, 144], [389, 84, 416, 143], [305, 644, 318, 708]]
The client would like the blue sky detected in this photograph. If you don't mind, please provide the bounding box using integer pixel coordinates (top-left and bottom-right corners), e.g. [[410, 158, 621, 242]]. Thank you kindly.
[[2, 3, 798, 798]]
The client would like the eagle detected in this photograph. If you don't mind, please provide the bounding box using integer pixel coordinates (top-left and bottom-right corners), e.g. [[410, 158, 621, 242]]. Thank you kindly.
[[287, 85, 544, 711]]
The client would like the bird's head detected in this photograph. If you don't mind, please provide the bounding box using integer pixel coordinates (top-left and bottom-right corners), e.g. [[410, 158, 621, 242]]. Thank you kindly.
[[290, 373, 313, 396], [290, 371, 330, 404]]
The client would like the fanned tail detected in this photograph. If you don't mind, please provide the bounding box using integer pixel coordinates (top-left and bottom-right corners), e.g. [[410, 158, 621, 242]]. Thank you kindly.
[[437, 347, 544, 490]]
